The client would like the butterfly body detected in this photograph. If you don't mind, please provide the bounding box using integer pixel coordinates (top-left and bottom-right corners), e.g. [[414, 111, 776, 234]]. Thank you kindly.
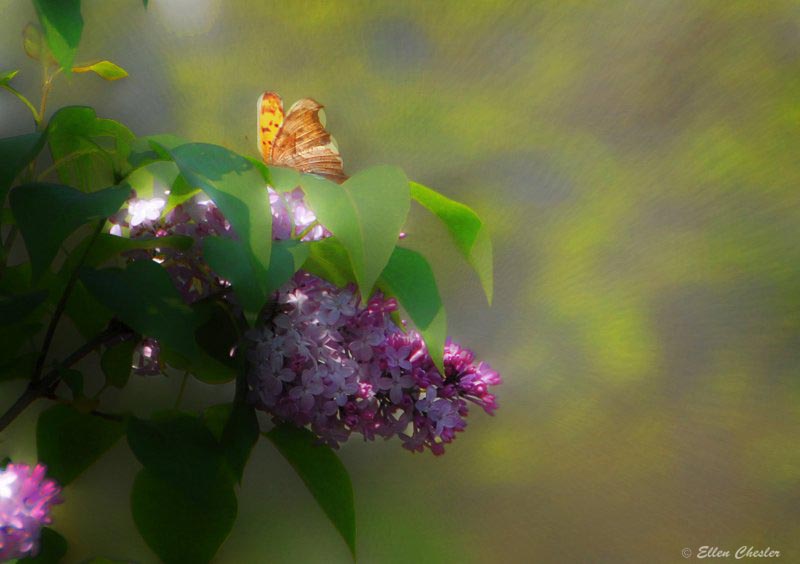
[[257, 91, 347, 183]]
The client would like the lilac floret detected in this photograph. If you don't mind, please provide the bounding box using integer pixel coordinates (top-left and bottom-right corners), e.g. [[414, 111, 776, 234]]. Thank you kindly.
[[0, 463, 63, 560]]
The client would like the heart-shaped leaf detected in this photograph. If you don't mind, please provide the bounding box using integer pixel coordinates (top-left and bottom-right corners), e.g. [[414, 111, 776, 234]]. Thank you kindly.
[[47, 106, 135, 192], [131, 468, 237, 564], [37, 404, 125, 485], [101, 339, 136, 389]]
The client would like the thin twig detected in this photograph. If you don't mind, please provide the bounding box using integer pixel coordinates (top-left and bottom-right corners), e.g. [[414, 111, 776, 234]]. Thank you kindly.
[[296, 220, 320, 240], [174, 371, 189, 409], [32, 220, 105, 384], [0, 323, 134, 433]]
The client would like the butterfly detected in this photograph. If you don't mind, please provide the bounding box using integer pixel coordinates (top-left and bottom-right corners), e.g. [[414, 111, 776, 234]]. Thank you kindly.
[[257, 91, 347, 183]]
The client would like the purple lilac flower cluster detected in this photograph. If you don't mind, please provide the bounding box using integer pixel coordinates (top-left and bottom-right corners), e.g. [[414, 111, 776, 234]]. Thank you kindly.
[[246, 271, 500, 455], [110, 183, 501, 453], [0, 463, 62, 560]]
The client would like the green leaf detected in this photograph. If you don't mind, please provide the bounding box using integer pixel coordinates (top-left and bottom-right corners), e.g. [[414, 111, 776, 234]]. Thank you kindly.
[[23, 24, 44, 60], [79, 260, 235, 383], [379, 247, 447, 373], [127, 413, 232, 493], [0, 290, 48, 325], [301, 237, 356, 288], [409, 181, 493, 304], [143, 0, 149, 8], [131, 467, 237, 564], [63, 277, 114, 339], [20, 527, 68, 563], [167, 143, 272, 291], [121, 160, 176, 200], [46, 106, 135, 191], [265, 423, 356, 558], [0, 132, 46, 207], [266, 165, 300, 192], [37, 404, 125, 485], [300, 165, 409, 300], [0, 70, 19, 84], [101, 339, 136, 388], [203, 403, 260, 484], [73, 60, 128, 80], [33, 0, 83, 72], [202, 236, 265, 321], [193, 300, 239, 370], [128, 134, 187, 168], [85, 233, 194, 266], [10, 183, 130, 279]]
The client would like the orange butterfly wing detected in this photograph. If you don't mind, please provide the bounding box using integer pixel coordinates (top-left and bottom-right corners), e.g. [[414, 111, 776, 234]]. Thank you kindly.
[[257, 91, 285, 163], [257, 92, 347, 184]]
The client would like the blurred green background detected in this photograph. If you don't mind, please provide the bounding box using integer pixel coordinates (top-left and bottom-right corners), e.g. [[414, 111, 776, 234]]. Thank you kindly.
[[2, 0, 800, 562]]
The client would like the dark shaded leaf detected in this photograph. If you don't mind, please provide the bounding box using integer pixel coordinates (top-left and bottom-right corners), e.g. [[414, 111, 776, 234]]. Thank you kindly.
[[220, 403, 259, 484], [79, 261, 234, 383], [0, 351, 38, 382], [101, 339, 136, 388], [10, 183, 129, 279], [37, 404, 125, 485], [203, 403, 260, 484], [127, 413, 231, 493], [33, 0, 83, 72], [379, 246, 447, 373], [85, 233, 193, 266], [0, 132, 46, 207], [300, 165, 409, 300], [194, 300, 239, 369], [20, 527, 68, 563], [60, 368, 83, 398], [0, 290, 48, 325], [265, 423, 356, 558], [202, 236, 265, 320], [409, 181, 493, 304], [131, 468, 237, 564], [64, 279, 113, 338]]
